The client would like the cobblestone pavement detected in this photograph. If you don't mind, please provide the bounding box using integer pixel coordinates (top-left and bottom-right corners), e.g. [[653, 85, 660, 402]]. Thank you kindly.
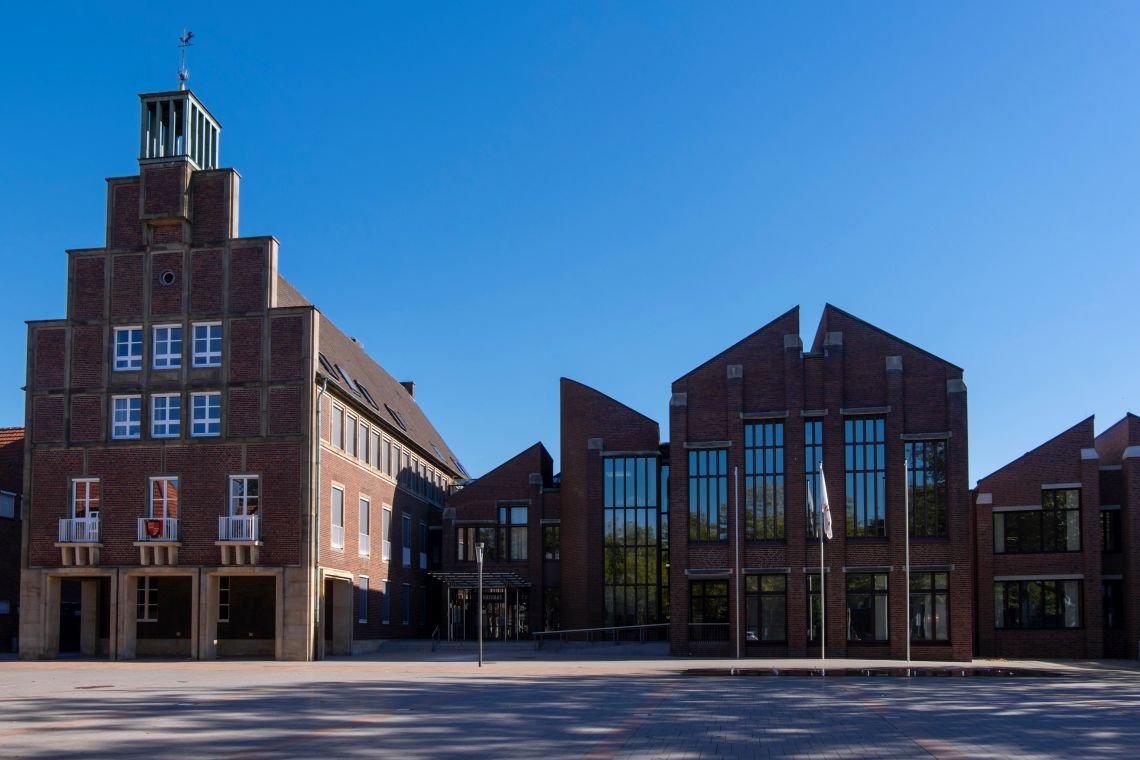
[[0, 657, 1137, 759]]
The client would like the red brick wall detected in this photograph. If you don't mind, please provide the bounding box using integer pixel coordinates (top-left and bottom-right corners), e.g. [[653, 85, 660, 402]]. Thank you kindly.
[[150, 251, 184, 316], [190, 249, 224, 314], [69, 326, 103, 387], [0, 430, 24, 651], [190, 172, 231, 244], [230, 247, 267, 313], [560, 378, 661, 631], [670, 305, 972, 660], [270, 316, 305, 381], [141, 165, 186, 218], [110, 254, 145, 318], [108, 181, 142, 250], [974, 417, 1100, 658], [72, 257, 106, 320], [33, 329, 66, 390], [228, 319, 263, 382], [69, 395, 103, 442], [228, 388, 262, 438]]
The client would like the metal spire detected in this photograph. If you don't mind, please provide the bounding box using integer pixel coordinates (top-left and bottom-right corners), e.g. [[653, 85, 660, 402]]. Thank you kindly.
[[178, 30, 194, 90]]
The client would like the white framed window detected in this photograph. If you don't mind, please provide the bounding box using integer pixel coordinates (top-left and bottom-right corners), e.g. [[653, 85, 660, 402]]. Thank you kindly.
[[331, 404, 344, 449], [152, 325, 182, 369], [113, 326, 143, 371], [369, 429, 380, 470], [111, 395, 141, 439], [402, 513, 411, 567], [149, 477, 179, 519], [137, 576, 158, 622], [71, 479, 100, 518], [358, 576, 369, 623], [0, 491, 16, 520], [218, 576, 231, 623], [192, 322, 222, 367], [331, 485, 345, 549], [359, 496, 371, 557], [358, 422, 369, 463], [229, 475, 259, 515], [346, 414, 357, 457], [382, 505, 392, 561], [151, 393, 181, 438], [191, 392, 221, 437]]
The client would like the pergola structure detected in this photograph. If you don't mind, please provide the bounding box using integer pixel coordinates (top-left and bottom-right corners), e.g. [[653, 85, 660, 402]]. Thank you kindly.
[[430, 571, 532, 642]]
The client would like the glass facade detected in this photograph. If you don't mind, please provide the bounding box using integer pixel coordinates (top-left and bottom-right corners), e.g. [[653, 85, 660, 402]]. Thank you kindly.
[[745, 575, 787, 642], [845, 418, 886, 538], [909, 572, 949, 641], [846, 573, 888, 641], [993, 489, 1081, 554], [906, 440, 947, 537], [603, 456, 668, 627], [805, 419, 823, 537], [688, 449, 728, 541], [744, 422, 785, 539], [995, 579, 1081, 629]]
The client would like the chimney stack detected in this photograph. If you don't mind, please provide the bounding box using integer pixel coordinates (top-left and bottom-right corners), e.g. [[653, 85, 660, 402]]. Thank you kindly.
[[400, 381, 415, 398]]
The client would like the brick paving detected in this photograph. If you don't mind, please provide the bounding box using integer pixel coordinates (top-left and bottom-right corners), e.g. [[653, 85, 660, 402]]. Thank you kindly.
[[0, 656, 1137, 758]]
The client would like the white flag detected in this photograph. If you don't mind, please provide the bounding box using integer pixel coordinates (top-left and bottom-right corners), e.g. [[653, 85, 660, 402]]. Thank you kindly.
[[819, 466, 833, 540]]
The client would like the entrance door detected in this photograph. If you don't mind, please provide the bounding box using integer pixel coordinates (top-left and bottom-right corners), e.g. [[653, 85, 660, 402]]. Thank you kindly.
[[59, 579, 82, 653]]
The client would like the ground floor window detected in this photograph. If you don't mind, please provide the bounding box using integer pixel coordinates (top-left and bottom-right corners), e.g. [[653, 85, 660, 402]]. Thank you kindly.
[[745, 575, 786, 642], [382, 581, 390, 624], [995, 579, 1081, 629], [689, 580, 729, 641], [847, 574, 888, 642], [137, 576, 158, 622], [1103, 580, 1123, 630], [909, 572, 949, 641], [218, 577, 230, 623], [358, 576, 369, 624], [543, 587, 560, 631], [807, 574, 823, 643]]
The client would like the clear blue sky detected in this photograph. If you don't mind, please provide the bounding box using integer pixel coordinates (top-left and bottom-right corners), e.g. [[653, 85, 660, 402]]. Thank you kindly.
[[2, 3, 1137, 486]]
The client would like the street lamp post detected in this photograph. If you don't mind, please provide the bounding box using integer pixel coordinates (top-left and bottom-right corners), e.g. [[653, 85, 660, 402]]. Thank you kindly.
[[475, 542, 484, 668]]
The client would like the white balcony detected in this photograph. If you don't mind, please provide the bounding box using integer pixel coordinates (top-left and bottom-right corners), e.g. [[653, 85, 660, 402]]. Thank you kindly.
[[218, 514, 260, 541], [419, 551, 427, 570], [59, 517, 100, 543], [359, 532, 371, 557], [382, 540, 391, 562], [137, 517, 179, 542]]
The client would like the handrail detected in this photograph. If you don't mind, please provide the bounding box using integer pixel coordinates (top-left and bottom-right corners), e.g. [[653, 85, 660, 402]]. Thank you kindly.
[[532, 622, 669, 650], [431, 625, 441, 652]]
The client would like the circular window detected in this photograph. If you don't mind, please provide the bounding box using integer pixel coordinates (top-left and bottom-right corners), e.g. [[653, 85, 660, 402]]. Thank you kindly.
[[160, 270, 176, 286]]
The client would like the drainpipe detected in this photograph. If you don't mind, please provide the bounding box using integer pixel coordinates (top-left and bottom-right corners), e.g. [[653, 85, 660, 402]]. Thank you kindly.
[[313, 376, 329, 660]]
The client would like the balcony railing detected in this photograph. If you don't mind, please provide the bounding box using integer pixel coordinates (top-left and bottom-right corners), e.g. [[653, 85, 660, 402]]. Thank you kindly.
[[359, 532, 371, 556], [382, 540, 392, 562], [218, 514, 260, 541], [137, 517, 179, 542], [688, 622, 731, 642], [59, 516, 100, 543], [419, 551, 427, 570]]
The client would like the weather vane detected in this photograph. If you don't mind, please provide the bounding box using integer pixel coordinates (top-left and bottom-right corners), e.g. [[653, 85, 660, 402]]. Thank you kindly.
[[178, 30, 194, 90]]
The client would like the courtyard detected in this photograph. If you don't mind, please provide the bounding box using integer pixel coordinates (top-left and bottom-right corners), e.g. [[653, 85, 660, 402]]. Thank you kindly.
[[0, 651, 1137, 759]]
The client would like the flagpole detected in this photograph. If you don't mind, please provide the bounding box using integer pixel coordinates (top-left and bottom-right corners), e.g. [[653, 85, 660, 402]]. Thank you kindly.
[[734, 465, 741, 661], [819, 459, 825, 664], [904, 457, 911, 663]]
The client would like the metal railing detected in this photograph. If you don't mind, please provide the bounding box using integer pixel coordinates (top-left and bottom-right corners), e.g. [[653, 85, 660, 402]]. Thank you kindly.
[[59, 517, 100, 543], [533, 623, 670, 650], [137, 517, 178, 541], [218, 514, 260, 541], [688, 623, 731, 642]]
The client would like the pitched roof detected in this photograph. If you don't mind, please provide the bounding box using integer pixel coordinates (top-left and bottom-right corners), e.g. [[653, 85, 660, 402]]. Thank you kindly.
[[275, 275, 465, 477], [316, 311, 466, 478], [812, 303, 963, 371], [673, 306, 799, 384], [0, 427, 24, 446]]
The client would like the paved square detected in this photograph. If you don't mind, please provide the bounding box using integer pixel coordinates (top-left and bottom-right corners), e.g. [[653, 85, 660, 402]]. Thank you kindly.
[[1, 656, 1137, 758]]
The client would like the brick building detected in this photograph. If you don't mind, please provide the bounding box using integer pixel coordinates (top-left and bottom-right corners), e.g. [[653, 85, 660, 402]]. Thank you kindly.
[[19, 86, 463, 660], [444, 306, 972, 661], [0, 428, 24, 651], [974, 413, 1139, 659]]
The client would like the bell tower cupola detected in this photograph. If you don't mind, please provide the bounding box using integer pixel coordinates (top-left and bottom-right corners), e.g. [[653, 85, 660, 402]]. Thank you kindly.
[[139, 90, 220, 170]]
